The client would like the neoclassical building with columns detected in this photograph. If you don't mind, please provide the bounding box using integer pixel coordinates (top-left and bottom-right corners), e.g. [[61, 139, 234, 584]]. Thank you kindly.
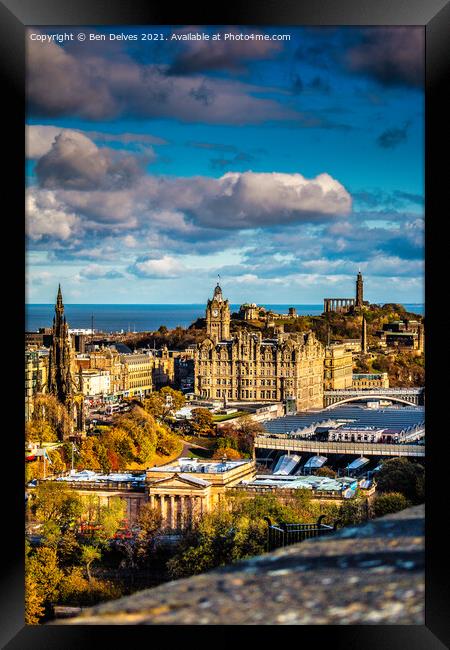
[[195, 283, 325, 411], [146, 457, 256, 530]]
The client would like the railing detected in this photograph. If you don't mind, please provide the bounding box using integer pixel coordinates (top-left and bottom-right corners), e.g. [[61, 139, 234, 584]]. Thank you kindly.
[[265, 515, 337, 551], [33, 480, 146, 492], [324, 388, 424, 395], [255, 436, 425, 457]]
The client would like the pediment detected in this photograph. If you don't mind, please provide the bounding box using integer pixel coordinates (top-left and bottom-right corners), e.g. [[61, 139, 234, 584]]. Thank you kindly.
[[148, 473, 210, 490]]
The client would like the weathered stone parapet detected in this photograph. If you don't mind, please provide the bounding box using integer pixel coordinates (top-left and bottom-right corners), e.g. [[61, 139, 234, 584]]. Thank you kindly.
[[57, 504, 424, 625]]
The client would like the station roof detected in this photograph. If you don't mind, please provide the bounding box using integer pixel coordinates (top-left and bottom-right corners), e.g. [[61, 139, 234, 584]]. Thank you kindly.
[[263, 405, 425, 435], [240, 474, 357, 493]]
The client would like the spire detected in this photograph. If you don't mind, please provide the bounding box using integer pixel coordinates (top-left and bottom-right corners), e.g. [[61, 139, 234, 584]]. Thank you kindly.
[[361, 315, 368, 354], [55, 284, 64, 317]]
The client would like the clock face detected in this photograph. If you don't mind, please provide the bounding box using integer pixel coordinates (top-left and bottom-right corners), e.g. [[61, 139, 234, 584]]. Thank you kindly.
[[212, 309, 219, 317]]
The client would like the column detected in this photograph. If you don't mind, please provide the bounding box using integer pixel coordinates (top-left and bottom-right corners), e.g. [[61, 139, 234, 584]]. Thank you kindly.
[[179, 495, 185, 529], [170, 496, 175, 530], [160, 495, 167, 526]]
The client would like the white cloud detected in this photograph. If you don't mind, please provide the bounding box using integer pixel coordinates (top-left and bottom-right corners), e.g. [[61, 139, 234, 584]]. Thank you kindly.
[[131, 255, 186, 278], [26, 188, 80, 240]]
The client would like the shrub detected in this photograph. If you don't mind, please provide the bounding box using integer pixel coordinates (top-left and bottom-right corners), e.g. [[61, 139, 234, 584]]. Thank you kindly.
[[212, 447, 242, 460], [372, 492, 410, 518], [376, 458, 424, 504]]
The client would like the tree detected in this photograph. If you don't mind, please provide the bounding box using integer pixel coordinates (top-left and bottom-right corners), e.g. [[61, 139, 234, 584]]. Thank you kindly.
[[25, 420, 57, 446], [25, 572, 45, 625], [143, 387, 185, 422], [94, 497, 126, 545], [59, 567, 121, 607], [81, 545, 101, 582], [32, 482, 83, 533], [137, 503, 163, 543], [212, 447, 242, 460], [30, 394, 72, 441], [315, 467, 337, 478], [116, 504, 163, 570], [116, 406, 157, 463], [235, 415, 265, 454], [167, 507, 267, 579], [155, 427, 180, 456], [376, 458, 424, 504], [77, 437, 102, 471], [338, 498, 369, 527], [372, 492, 410, 518], [26, 546, 64, 612], [190, 408, 215, 437]]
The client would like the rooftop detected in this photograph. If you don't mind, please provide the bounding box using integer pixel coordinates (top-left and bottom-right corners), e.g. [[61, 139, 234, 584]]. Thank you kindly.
[[147, 457, 252, 475], [240, 474, 360, 494], [264, 405, 425, 436], [56, 470, 146, 484]]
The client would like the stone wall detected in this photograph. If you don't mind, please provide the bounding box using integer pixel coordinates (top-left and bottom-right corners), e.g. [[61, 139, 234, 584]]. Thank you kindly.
[[58, 504, 424, 625]]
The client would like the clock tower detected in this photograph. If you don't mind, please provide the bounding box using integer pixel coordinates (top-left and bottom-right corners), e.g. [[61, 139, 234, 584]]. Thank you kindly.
[[206, 282, 230, 341]]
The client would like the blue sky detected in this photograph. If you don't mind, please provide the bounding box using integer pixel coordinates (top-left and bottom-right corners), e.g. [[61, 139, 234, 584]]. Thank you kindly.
[[26, 26, 424, 305]]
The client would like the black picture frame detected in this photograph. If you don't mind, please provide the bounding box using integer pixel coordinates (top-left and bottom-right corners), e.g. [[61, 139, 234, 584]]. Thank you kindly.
[[2, 0, 448, 646]]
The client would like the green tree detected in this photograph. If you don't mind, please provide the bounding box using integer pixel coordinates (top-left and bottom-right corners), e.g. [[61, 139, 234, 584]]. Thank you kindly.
[[155, 427, 181, 456], [167, 507, 268, 579], [32, 482, 83, 533], [376, 458, 424, 504], [338, 497, 369, 527], [372, 492, 410, 518], [81, 545, 101, 582], [116, 406, 158, 463], [94, 497, 126, 545]]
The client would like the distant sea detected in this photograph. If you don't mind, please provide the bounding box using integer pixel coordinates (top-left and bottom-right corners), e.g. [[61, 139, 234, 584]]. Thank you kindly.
[[26, 303, 425, 334]]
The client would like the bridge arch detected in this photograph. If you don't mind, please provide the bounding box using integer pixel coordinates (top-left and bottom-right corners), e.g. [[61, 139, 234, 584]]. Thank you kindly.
[[324, 395, 419, 409]]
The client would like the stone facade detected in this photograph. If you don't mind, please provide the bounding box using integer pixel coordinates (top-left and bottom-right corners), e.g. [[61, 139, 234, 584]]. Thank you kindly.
[[146, 458, 256, 530], [25, 349, 49, 421], [239, 303, 260, 321], [206, 283, 231, 341], [324, 344, 353, 390], [120, 353, 153, 397], [75, 347, 123, 394], [196, 284, 324, 411], [352, 373, 389, 389]]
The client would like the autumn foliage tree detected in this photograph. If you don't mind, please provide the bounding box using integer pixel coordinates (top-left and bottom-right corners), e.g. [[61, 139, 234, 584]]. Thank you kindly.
[[29, 394, 72, 441], [143, 387, 186, 422]]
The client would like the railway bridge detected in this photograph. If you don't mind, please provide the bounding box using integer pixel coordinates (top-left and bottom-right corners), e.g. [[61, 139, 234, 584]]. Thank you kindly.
[[323, 388, 424, 408]]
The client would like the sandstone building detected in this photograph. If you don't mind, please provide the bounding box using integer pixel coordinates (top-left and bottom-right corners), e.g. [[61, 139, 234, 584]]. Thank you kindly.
[[324, 344, 353, 390], [146, 457, 256, 529], [352, 373, 389, 389], [195, 283, 324, 410]]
